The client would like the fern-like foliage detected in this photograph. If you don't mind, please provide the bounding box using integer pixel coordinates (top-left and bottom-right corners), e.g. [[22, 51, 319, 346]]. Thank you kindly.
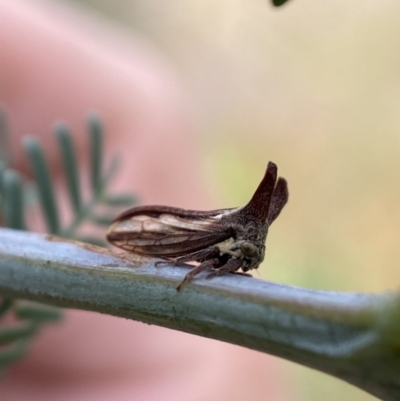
[[0, 110, 136, 375]]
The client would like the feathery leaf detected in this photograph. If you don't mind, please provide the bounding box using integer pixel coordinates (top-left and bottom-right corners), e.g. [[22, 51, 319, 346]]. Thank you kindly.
[[55, 122, 82, 212], [2, 170, 26, 230], [88, 113, 103, 194], [23, 136, 60, 234]]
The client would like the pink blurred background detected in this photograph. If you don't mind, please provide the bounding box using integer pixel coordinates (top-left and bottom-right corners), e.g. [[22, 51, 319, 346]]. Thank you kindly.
[[1, 0, 399, 400]]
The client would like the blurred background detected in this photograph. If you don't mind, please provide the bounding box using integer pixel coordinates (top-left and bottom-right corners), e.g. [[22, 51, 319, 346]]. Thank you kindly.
[[2, 0, 400, 400]]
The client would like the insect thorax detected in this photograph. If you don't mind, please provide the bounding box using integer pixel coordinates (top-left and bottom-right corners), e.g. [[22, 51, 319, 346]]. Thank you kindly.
[[215, 223, 268, 271]]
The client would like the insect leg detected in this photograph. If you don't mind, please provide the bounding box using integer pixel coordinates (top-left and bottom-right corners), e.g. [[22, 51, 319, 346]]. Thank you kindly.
[[176, 258, 221, 291], [206, 258, 243, 279]]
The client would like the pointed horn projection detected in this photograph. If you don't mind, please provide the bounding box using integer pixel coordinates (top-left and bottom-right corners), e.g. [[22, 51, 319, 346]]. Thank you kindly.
[[267, 177, 288, 225], [244, 162, 278, 221]]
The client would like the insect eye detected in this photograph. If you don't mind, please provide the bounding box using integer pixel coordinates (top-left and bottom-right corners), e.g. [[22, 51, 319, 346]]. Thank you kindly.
[[240, 242, 259, 257]]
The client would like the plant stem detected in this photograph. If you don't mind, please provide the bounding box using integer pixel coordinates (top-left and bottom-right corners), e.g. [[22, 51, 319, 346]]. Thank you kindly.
[[0, 227, 398, 401]]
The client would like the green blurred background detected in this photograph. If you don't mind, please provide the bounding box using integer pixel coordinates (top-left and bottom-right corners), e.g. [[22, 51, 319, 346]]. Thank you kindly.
[[65, 1, 400, 399]]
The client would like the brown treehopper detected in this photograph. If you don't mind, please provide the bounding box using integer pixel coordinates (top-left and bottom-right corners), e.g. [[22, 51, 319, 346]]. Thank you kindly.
[[107, 162, 288, 291]]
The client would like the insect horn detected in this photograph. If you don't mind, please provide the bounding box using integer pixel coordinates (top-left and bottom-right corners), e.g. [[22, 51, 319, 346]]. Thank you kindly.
[[242, 161, 278, 221], [267, 177, 288, 225]]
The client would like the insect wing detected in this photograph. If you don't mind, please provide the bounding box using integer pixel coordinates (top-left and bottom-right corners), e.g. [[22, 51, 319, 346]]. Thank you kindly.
[[107, 208, 234, 258], [111, 205, 232, 222]]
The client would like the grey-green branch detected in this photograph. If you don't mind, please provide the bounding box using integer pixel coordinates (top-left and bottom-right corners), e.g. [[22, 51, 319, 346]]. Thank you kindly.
[[0, 227, 399, 401]]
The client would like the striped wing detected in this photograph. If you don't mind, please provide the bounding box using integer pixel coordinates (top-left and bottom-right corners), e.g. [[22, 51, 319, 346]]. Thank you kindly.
[[107, 206, 235, 258]]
